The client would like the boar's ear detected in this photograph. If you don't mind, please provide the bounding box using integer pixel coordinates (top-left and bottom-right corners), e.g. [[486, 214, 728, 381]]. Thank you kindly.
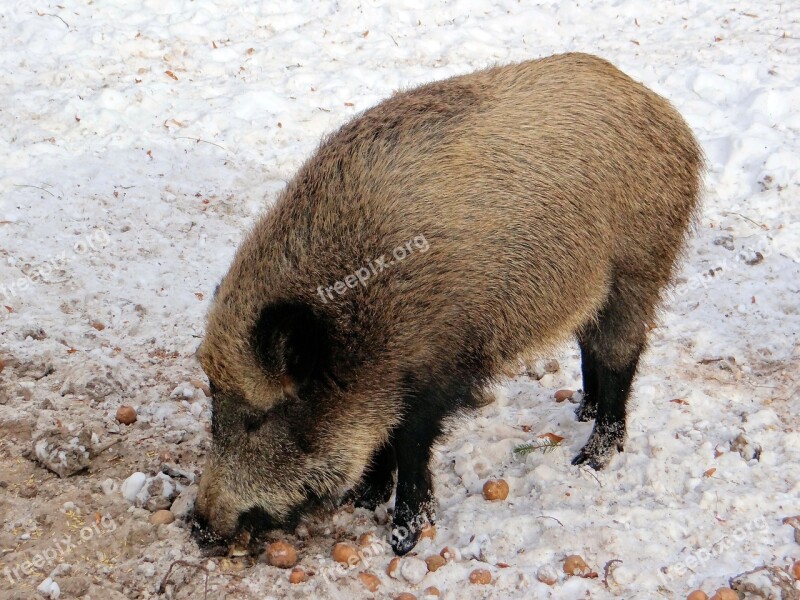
[[251, 302, 331, 393]]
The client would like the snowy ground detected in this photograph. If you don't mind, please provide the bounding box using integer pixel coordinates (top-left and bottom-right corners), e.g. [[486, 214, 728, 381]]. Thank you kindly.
[[1, 0, 799, 599]]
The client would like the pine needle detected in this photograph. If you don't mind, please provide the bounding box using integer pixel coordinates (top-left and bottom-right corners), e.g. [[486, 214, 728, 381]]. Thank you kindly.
[[514, 439, 562, 456]]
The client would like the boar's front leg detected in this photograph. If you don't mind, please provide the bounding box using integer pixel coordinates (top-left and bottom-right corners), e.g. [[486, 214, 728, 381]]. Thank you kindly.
[[350, 442, 396, 510], [389, 397, 444, 555]]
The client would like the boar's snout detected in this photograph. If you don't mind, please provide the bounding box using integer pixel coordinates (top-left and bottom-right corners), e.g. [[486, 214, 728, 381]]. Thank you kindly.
[[192, 459, 288, 554]]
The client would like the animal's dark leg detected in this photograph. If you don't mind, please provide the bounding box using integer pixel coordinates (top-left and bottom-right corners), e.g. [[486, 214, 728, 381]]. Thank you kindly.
[[571, 350, 641, 469], [387, 369, 471, 556], [572, 280, 650, 469], [390, 413, 440, 555], [575, 338, 599, 422], [350, 442, 396, 510]]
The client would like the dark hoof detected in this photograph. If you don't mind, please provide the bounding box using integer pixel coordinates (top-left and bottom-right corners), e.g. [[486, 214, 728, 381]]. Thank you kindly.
[[572, 425, 624, 470], [390, 522, 421, 556], [571, 448, 606, 470], [389, 501, 434, 556]]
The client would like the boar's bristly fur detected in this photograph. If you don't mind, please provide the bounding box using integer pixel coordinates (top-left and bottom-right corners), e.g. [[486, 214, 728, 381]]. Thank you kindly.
[[193, 52, 704, 555]]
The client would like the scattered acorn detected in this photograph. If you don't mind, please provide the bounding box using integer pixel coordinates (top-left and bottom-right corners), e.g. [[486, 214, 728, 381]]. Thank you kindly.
[[687, 592, 708, 600], [563, 554, 589, 576], [710, 589, 738, 600], [423, 587, 441, 597], [387, 556, 401, 578], [115, 405, 137, 425], [792, 560, 800, 579], [420, 524, 436, 540], [358, 571, 381, 592], [149, 510, 175, 525], [469, 568, 492, 584], [554, 389, 575, 402], [288, 566, 307, 584], [358, 532, 375, 547], [440, 546, 460, 562], [331, 542, 360, 566], [265, 541, 298, 569], [425, 555, 446, 572], [482, 478, 510, 501], [394, 594, 417, 600]]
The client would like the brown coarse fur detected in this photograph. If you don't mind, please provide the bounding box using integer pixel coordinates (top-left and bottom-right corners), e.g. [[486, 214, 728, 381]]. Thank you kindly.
[[194, 52, 704, 550]]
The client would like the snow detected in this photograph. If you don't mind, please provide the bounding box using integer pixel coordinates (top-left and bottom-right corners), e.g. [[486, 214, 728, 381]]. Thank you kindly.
[[35, 577, 60, 599], [120, 472, 147, 503], [0, 0, 798, 599]]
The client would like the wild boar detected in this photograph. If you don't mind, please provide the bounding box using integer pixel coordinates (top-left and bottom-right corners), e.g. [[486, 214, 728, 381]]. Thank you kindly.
[[192, 52, 704, 555]]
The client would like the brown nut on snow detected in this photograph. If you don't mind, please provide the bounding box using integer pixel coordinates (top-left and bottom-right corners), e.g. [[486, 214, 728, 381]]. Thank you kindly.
[[358, 571, 381, 592], [425, 555, 446, 572], [331, 542, 360, 566], [482, 478, 510, 501], [116, 405, 137, 425], [387, 556, 401, 578], [710, 590, 738, 600], [288, 567, 306, 584], [420, 524, 436, 539], [265, 541, 297, 569], [687, 592, 708, 600], [469, 568, 492, 584], [149, 510, 175, 525], [554, 389, 575, 402], [439, 546, 460, 562]]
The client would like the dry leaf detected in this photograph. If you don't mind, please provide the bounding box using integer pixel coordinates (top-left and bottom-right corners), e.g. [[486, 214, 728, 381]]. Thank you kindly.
[[165, 70, 178, 80], [670, 398, 689, 405], [704, 468, 716, 477], [538, 432, 565, 443]]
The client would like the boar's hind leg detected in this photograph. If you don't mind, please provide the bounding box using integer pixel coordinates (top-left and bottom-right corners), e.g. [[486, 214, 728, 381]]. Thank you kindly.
[[574, 339, 600, 421], [350, 442, 396, 510], [572, 281, 649, 469]]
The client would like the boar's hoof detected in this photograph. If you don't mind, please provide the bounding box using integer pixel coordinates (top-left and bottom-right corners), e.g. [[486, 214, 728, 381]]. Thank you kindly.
[[390, 522, 422, 556], [571, 424, 624, 470], [389, 501, 434, 556]]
